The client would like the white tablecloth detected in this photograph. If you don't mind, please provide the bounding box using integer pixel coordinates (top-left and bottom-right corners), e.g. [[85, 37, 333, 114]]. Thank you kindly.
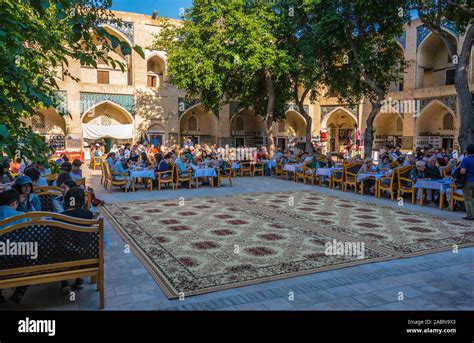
[[414, 179, 453, 193], [283, 164, 302, 173], [130, 170, 156, 180], [356, 171, 391, 183], [266, 160, 276, 168], [316, 167, 342, 177], [190, 165, 217, 178]]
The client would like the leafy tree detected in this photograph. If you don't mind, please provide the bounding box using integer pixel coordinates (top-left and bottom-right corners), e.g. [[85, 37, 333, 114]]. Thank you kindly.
[[305, 0, 410, 158], [154, 0, 292, 153], [0, 0, 144, 166], [276, 0, 324, 153], [411, 0, 473, 152]]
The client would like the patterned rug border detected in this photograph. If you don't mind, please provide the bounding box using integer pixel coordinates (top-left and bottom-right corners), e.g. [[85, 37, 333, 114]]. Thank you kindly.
[[100, 190, 473, 299], [100, 205, 398, 299], [104, 188, 469, 225], [225, 195, 474, 259]]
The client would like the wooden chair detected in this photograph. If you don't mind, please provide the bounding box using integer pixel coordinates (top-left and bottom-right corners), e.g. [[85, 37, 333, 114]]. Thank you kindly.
[[389, 161, 398, 169], [156, 168, 175, 191], [91, 156, 102, 171], [303, 162, 316, 185], [330, 165, 345, 189], [397, 165, 415, 204], [174, 164, 192, 189], [75, 177, 86, 188], [217, 162, 233, 187], [45, 174, 58, 186], [377, 168, 398, 200], [0, 212, 105, 309], [441, 165, 454, 178], [84, 190, 93, 209], [252, 162, 265, 176], [449, 183, 464, 211], [35, 188, 62, 212], [104, 163, 128, 193], [275, 162, 286, 178], [343, 163, 362, 192], [100, 161, 107, 186], [294, 164, 305, 183], [240, 162, 252, 176]]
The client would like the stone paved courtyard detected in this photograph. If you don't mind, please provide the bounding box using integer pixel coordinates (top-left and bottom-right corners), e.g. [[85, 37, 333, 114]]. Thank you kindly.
[[1, 170, 472, 310]]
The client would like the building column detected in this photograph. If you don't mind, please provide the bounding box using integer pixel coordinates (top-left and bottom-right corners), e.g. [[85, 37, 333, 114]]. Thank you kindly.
[[402, 112, 415, 150], [218, 103, 231, 146]]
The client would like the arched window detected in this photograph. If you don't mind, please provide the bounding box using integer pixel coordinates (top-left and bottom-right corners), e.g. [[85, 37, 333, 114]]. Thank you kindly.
[[396, 117, 403, 132], [278, 121, 286, 133], [443, 113, 454, 130], [32, 113, 45, 130], [147, 55, 166, 88], [188, 115, 197, 131], [101, 114, 112, 126], [235, 116, 244, 131]]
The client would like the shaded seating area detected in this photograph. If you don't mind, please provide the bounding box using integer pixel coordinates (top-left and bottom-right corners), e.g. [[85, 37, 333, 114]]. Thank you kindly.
[[0, 212, 105, 309]]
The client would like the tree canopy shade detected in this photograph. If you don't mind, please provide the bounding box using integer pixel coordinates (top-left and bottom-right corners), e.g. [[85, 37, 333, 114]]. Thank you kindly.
[[155, 0, 413, 155], [153, 0, 293, 153], [0, 0, 144, 165], [305, 0, 410, 158], [411, 0, 474, 152]]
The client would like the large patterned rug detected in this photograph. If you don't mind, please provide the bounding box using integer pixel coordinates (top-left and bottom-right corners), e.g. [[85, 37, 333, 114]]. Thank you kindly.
[[101, 191, 474, 298]]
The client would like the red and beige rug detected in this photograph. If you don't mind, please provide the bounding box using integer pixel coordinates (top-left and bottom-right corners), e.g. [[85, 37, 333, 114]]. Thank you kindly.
[[101, 191, 474, 298]]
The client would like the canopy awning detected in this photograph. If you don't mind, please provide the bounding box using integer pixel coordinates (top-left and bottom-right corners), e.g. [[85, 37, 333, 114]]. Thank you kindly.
[[82, 124, 133, 140]]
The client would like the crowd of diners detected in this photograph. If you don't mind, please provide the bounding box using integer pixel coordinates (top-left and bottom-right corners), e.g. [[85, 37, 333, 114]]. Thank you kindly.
[[0, 155, 95, 303], [1, 141, 473, 303], [89, 141, 470, 206]]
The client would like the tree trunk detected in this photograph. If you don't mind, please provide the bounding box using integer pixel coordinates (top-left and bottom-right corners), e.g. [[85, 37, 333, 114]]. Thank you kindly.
[[455, 25, 473, 153], [265, 69, 276, 155], [304, 115, 313, 154], [363, 101, 383, 159], [297, 102, 313, 154]]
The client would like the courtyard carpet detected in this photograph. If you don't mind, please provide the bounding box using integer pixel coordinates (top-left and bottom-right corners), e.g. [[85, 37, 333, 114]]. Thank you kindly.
[[100, 191, 474, 299]]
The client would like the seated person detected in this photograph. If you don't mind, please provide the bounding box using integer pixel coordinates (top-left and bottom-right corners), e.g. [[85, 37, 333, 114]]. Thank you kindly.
[[358, 158, 376, 194], [426, 157, 441, 179], [70, 159, 83, 181], [0, 189, 30, 303], [218, 159, 230, 176], [53, 178, 77, 213], [325, 153, 335, 168], [113, 157, 132, 190], [0, 163, 14, 185], [59, 187, 93, 294], [156, 152, 173, 179], [24, 167, 48, 187], [148, 144, 158, 155], [14, 176, 41, 213], [272, 149, 283, 162], [0, 189, 30, 228], [208, 152, 218, 168], [410, 161, 433, 203], [106, 152, 116, 170], [60, 161, 73, 174], [377, 156, 391, 172], [37, 162, 51, 176], [10, 159, 21, 175], [175, 154, 190, 177]]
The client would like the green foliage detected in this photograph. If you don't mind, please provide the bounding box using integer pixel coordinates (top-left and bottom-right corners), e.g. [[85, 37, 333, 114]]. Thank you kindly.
[[411, 0, 473, 34], [306, 0, 410, 105], [153, 0, 292, 121], [0, 0, 144, 166]]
